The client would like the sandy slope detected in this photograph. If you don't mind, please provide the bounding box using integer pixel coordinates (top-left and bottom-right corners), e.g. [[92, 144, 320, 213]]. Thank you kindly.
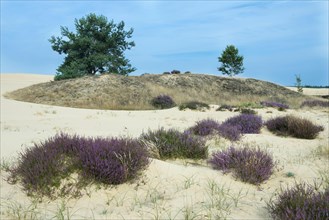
[[1, 74, 328, 219]]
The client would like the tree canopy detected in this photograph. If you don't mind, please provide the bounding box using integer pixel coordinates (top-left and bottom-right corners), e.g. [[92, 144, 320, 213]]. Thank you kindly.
[[49, 13, 136, 80], [218, 45, 244, 76]]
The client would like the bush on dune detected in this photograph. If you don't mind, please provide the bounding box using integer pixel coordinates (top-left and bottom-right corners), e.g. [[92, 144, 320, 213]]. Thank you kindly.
[[189, 119, 221, 136], [9, 133, 149, 198], [265, 115, 324, 139], [151, 95, 176, 109], [140, 128, 208, 160], [221, 114, 263, 134], [179, 101, 210, 111], [267, 182, 329, 220], [208, 146, 275, 185]]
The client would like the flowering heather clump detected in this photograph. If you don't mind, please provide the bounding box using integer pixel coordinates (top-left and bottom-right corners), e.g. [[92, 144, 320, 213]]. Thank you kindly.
[[9, 133, 149, 198], [265, 115, 324, 139], [189, 119, 221, 136], [301, 100, 329, 108], [267, 183, 329, 220], [217, 124, 242, 142], [222, 114, 263, 134], [141, 128, 207, 159], [260, 101, 289, 110], [78, 137, 149, 185], [208, 146, 274, 185], [151, 95, 176, 109]]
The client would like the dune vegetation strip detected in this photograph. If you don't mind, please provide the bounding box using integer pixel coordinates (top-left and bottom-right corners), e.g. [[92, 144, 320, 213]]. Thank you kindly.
[[5, 73, 312, 110]]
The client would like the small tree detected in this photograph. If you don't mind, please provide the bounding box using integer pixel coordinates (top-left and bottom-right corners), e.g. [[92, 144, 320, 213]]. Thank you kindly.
[[295, 74, 303, 93], [218, 45, 244, 76], [49, 13, 136, 80]]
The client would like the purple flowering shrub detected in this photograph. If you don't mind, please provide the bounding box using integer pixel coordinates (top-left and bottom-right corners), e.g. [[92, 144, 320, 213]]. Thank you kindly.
[[217, 124, 242, 142], [301, 100, 329, 108], [208, 146, 274, 185], [151, 95, 176, 109], [78, 137, 149, 185], [221, 114, 263, 134], [189, 119, 221, 136], [265, 115, 324, 139], [9, 133, 149, 198], [260, 101, 289, 110], [141, 128, 208, 159], [267, 183, 329, 220]]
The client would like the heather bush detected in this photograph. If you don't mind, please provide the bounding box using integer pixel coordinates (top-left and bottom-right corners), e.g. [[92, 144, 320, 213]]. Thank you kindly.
[[301, 100, 329, 108], [216, 104, 234, 112], [151, 95, 176, 109], [265, 115, 324, 139], [171, 70, 181, 74], [267, 182, 329, 220], [221, 114, 263, 134], [217, 124, 242, 142], [9, 133, 149, 198], [189, 119, 221, 136], [208, 146, 274, 185], [260, 101, 289, 110], [141, 128, 207, 159], [239, 108, 257, 114], [179, 101, 210, 111]]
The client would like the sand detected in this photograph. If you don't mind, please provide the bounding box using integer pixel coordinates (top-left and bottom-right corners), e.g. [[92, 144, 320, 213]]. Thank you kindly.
[[1, 74, 328, 219]]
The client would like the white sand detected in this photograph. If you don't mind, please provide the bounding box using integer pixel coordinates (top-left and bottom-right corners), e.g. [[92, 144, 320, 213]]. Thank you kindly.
[[286, 86, 329, 96], [1, 74, 328, 219]]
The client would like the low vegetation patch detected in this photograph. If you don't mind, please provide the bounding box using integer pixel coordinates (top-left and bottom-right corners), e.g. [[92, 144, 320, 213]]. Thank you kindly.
[[221, 114, 263, 134], [301, 100, 329, 108], [216, 104, 234, 112], [179, 101, 210, 111], [188, 119, 242, 141], [189, 119, 220, 136], [151, 95, 176, 109], [239, 108, 257, 114], [260, 101, 289, 110], [217, 124, 242, 142], [9, 133, 149, 198], [140, 128, 208, 160], [265, 115, 324, 139], [267, 182, 329, 220], [208, 146, 275, 185]]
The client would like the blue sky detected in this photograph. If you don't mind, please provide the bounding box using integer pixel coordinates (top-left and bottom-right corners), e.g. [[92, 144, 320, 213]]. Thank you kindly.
[[1, 0, 328, 86]]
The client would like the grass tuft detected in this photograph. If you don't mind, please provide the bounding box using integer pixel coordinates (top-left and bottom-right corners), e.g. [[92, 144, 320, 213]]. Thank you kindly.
[[140, 128, 208, 160]]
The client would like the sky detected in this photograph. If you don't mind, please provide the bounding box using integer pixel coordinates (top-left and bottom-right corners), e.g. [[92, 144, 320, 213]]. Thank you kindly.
[[1, 0, 328, 86]]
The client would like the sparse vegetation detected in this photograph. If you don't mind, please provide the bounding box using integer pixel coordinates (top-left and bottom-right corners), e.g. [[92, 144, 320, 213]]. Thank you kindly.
[[265, 115, 324, 139], [151, 95, 176, 109], [260, 101, 289, 110], [301, 100, 329, 108], [267, 182, 329, 219], [208, 146, 275, 185], [6, 74, 306, 110], [140, 128, 208, 160], [179, 101, 210, 111]]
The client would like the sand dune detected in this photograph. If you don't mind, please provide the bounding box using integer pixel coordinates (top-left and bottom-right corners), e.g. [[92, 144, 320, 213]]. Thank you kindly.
[[1, 73, 328, 219]]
